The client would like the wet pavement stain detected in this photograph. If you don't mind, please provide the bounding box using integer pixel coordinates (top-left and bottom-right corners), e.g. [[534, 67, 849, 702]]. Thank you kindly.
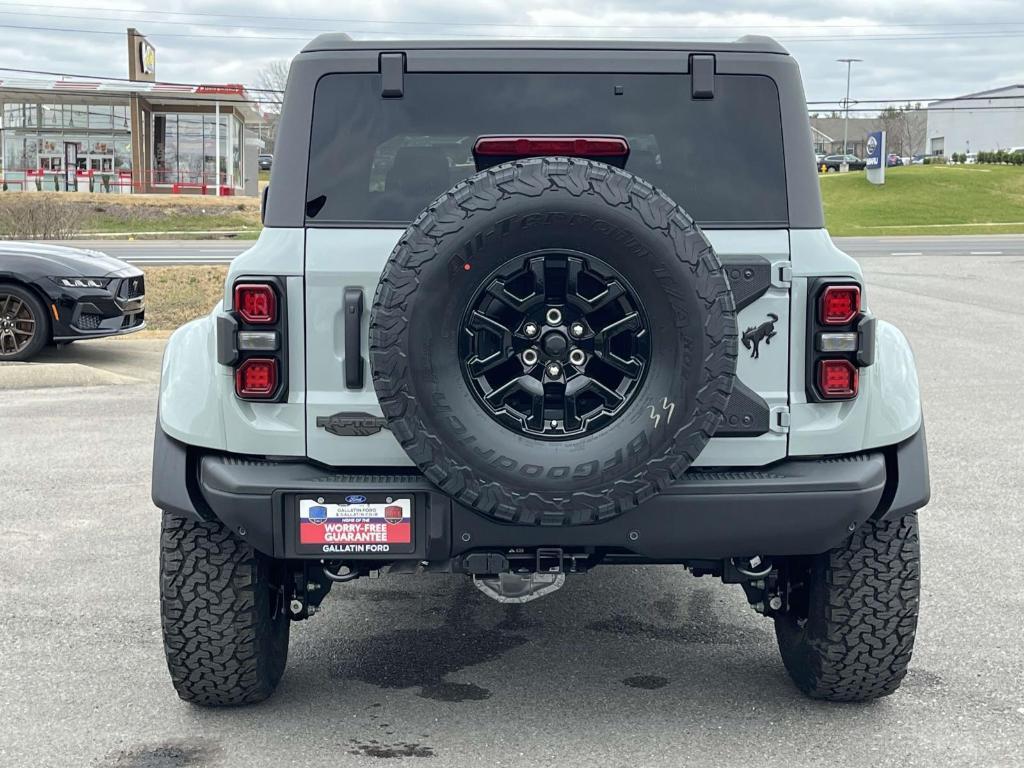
[[332, 623, 527, 690], [588, 589, 765, 645], [347, 740, 435, 759], [902, 667, 946, 690], [332, 582, 528, 698], [418, 681, 492, 702], [495, 604, 537, 632], [98, 740, 221, 768], [622, 674, 670, 690]]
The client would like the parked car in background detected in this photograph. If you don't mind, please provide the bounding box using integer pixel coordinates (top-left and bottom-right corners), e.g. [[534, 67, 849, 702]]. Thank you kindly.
[[814, 152, 825, 166], [0, 243, 145, 361], [887, 154, 903, 167], [821, 153, 866, 171], [901, 156, 912, 166], [965, 153, 978, 164], [911, 154, 926, 165], [258, 154, 273, 171]]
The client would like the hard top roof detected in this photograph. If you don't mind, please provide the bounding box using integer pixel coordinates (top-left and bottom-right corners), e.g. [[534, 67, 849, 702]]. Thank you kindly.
[[301, 35, 789, 56]]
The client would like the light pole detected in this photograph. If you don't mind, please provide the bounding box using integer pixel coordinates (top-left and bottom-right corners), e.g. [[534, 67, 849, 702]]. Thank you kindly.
[[837, 58, 863, 155]]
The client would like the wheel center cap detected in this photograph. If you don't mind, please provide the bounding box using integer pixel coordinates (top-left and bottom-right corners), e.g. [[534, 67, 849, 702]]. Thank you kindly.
[[541, 332, 568, 359]]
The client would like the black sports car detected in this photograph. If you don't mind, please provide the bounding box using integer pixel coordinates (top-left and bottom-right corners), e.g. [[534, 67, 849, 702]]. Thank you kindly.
[[0, 242, 145, 361]]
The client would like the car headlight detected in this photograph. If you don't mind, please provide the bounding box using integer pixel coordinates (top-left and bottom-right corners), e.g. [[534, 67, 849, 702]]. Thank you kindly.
[[52, 277, 112, 289]]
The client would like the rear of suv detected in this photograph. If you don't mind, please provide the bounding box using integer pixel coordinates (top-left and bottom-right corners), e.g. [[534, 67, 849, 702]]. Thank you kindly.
[[153, 37, 928, 706]]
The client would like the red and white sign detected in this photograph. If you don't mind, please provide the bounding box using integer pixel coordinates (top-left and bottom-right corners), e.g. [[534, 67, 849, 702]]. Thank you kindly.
[[298, 498, 411, 546]]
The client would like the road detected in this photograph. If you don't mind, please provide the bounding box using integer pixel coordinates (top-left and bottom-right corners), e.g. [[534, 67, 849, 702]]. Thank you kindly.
[[53, 234, 1024, 265], [2, 254, 1023, 767]]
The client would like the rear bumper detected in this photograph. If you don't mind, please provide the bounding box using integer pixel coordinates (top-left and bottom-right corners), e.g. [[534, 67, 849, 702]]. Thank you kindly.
[[152, 426, 929, 562]]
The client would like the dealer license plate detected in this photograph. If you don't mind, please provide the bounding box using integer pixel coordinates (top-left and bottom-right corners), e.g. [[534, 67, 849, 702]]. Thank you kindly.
[[297, 496, 413, 554]]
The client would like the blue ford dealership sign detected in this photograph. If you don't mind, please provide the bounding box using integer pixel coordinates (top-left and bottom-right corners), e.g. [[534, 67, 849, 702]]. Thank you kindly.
[[865, 129, 886, 185], [865, 130, 884, 169]]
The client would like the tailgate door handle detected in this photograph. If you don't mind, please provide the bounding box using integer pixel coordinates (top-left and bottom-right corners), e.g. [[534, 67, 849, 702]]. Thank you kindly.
[[343, 287, 364, 389]]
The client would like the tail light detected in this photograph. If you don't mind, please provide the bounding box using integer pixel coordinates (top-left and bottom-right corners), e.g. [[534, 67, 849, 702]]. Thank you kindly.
[[234, 283, 277, 324], [818, 359, 858, 398], [224, 278, 287, 401], [819, 285, 860, 325], [473, 135, 630, 170], [235, 358, 278, 398], [807, 281, 867, 402]]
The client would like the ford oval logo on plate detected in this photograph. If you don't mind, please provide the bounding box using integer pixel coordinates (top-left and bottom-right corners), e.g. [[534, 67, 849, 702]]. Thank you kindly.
[[345, 494, 367, 504]]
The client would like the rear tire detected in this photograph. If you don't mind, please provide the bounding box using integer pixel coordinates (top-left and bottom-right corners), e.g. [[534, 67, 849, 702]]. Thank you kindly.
[[774, 513, 920, 702], [159, 512, 289, 706]]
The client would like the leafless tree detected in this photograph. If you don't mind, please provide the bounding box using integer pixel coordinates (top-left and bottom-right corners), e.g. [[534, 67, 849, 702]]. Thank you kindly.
[[254, 60, 290, 152], [878, 103, 927, 157]]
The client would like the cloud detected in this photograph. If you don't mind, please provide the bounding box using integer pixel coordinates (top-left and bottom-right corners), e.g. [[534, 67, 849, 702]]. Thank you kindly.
[[0, 0, 1021, 108]]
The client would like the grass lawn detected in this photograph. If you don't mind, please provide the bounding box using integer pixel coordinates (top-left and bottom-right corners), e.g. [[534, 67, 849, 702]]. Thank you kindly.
[[822, 165, 1024, 236], [0, 192, 262, 239], [143, 265, 228, 330]]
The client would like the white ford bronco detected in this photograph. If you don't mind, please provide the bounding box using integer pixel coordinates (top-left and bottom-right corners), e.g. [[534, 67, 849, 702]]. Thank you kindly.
[[153, 36, 929, 706]]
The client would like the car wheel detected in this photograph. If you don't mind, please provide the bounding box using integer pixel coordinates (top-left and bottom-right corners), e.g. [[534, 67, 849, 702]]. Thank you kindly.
[[774, 513, 920, 701], [160, 512, 290, 706], [0, 283, 50, 361], [370, 156, 738, 525]]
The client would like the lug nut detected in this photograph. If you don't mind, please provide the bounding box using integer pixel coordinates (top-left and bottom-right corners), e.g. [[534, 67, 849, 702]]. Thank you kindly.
[[768, 596, 783, 611], [545, 307, 563, 325], [522, 348, 539, 366], [569, 349, 586, 366], [289, 599, 304, 615], [546, 363, 561, 378], [570, 322, 585, 337], [523, 321, 539, 337]]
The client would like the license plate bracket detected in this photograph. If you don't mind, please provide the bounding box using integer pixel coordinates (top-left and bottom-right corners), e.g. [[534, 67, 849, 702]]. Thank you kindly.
[[288, 492, 417, 557]]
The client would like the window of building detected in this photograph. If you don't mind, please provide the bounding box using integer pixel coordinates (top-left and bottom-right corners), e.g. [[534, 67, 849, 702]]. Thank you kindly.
[[153, 111, 243, 186]]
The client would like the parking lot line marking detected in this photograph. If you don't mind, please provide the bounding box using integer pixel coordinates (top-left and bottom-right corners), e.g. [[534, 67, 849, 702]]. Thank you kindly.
[[890, 251, 923, 256], [969, 251, 1003, 255]]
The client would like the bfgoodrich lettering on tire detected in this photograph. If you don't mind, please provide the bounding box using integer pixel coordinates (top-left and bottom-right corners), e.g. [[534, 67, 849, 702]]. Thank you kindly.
[[369, 157, 737, 525]]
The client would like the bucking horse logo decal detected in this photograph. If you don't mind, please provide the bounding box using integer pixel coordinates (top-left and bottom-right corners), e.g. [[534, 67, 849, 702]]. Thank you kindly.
[[741, 313, 779, 359]]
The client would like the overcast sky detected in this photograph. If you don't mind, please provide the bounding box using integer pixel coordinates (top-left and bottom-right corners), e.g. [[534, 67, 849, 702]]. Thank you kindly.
[[1, 0, 1023, 110]]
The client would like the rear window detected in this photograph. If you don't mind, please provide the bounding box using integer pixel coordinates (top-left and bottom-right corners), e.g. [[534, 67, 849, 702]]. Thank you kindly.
[[306, 72, 788, 227]]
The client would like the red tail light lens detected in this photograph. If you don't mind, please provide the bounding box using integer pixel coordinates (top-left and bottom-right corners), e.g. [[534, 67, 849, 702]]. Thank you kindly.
[[473, 136, 630, 158], [234, 283, 277, 324], [818, 359, 858, 399], [235, 358, 278, 398], [819, 285, 860, 325]]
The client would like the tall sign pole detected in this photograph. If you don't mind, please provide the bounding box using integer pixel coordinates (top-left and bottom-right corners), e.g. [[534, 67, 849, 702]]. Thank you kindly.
[[837, 58, 862, 155]]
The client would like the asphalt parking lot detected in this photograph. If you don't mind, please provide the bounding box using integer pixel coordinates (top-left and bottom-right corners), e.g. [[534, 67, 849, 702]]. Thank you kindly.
[[2, 253, 1023, 767]]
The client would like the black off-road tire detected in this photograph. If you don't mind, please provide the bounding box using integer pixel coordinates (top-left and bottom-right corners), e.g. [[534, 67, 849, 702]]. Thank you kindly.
[[774, 512, 920, 702], [160, 512, 289, 706], [0, 282, 50, 361], [370, 157, 737, 526]]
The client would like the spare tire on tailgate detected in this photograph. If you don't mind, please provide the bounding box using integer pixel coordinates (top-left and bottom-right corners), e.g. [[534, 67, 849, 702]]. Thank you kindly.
[[369, 157, 737, 525]]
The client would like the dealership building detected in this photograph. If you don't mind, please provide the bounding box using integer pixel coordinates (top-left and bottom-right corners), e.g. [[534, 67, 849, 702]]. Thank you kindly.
[[926, 84, 1024, 157], [0, 28, 263, 195]]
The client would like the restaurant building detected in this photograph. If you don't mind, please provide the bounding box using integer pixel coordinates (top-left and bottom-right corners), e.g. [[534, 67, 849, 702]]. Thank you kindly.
[[0, 29, 263, 195]]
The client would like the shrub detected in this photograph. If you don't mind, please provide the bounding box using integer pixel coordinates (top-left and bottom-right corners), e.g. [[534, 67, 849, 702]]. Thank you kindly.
[[0, 195, 83, 239]]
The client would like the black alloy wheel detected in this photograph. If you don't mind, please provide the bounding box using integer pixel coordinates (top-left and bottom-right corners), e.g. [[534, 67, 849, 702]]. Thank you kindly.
[[0, 285, 48, 361], [460, 250, 650, 440]]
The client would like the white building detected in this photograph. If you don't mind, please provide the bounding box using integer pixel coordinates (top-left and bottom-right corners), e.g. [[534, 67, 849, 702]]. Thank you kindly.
[[926, 84, 1024, 157]]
